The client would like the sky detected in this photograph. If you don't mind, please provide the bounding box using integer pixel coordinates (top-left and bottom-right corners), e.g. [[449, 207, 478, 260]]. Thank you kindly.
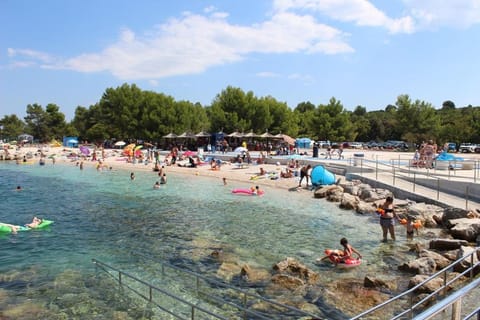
[[1, 0, 480, 121]]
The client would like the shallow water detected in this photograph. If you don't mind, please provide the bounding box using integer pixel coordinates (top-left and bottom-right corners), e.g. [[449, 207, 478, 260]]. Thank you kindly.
[[0, 161, 416, 319]]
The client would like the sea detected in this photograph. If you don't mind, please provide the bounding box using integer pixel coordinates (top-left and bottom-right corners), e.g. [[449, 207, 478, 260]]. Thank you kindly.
[[0, 161, 424, 319]]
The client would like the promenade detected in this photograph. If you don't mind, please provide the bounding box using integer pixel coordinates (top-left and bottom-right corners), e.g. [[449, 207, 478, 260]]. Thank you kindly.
[[252, 149, 480, 211]]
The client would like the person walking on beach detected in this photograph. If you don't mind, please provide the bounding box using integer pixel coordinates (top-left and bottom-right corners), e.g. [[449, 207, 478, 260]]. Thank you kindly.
[[298, 164, 312, 187], [378, 196, 399, 242]]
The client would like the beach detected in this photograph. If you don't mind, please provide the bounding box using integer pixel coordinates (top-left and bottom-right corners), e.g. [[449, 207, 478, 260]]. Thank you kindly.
[[8, 145, 479, 195], [1, 145, 479, 319]]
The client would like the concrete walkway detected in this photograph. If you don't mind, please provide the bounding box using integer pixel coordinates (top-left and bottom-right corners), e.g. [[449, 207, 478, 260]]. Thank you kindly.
[[336, 158, 480, 211]]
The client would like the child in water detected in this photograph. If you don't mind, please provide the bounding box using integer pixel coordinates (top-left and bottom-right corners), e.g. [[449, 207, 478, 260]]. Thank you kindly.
[[405, 216, 419, 240], [338, 237, 362, 262]]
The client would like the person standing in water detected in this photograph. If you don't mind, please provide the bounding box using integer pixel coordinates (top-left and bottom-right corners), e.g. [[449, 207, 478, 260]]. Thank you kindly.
[[378, 196, 399, 242]]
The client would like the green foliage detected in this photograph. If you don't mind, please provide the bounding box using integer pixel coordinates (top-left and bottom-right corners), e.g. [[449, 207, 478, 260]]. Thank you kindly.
[[0, 114, 25, 140], [2, 83, 479, 146]]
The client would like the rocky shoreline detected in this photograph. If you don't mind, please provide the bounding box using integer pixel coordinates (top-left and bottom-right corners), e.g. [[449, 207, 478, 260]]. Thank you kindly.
[[201, 179, 480, 318]]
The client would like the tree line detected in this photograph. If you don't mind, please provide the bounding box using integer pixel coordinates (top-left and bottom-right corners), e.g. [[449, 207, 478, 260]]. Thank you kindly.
[[1, 83, 479, 146]]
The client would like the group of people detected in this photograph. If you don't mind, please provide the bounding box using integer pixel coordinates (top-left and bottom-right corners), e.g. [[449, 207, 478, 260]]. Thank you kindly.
[[328, 195, 420, 265], [412, 140, 438, 168]]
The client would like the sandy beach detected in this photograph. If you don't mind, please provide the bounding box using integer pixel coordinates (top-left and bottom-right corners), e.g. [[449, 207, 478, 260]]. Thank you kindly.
[[5, 146, 479, 194]]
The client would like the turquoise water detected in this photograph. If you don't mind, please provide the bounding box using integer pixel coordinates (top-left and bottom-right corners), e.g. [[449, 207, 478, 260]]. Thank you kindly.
[[0, 161, 412, 319]]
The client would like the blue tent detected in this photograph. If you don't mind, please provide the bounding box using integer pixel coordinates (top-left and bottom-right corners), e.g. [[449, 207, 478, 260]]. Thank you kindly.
[[63, 136, 79, 148], [296, 137, 312, 149], [311, 165, 336, 186]]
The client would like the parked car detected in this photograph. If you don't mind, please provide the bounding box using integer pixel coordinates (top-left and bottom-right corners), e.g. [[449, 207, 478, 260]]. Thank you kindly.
[[445, 142, 457, 152], [384, 140, 409, 151], [476, 146, 480, 153], [366, 141, 380, 149], [316, 141, 331, 148], [349, 142, 363, 149], [459, 143, 478, 153]]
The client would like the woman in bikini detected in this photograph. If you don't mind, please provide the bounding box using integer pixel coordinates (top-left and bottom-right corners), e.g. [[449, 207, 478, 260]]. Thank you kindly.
[[379, 196, 399, 242]]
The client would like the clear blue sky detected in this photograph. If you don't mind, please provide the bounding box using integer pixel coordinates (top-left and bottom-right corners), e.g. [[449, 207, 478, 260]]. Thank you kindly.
[[1, 0, 479, 120]]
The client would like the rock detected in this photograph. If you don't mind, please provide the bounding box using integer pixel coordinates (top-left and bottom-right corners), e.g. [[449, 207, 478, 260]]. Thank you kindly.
[[442, 208, 470, 227], [429, 239, 469, 251], [398, 257, 436, 274], [240, 264, 271, 283], [408, 275, 444, 294], [216, 262, 242, 281], [356, 201, 377, 214], [322, 278, 390, 317], [407, 203, 444, 228], [363, 275, 397, 291], [358, 186, 392, 202], [418, 249, 452, 270], [448, 218, 480, 242], [272, 257, 319, 284], [453, 246, 480, 275], [340, 182, 360, 196], [340, 193, 359, 210], [270, 274, 305, 290], [327, 189, 344, 202], [314, 185, 342, 198]]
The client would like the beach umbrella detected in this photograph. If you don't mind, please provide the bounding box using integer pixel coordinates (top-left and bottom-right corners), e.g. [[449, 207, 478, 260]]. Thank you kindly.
[[228, 131, 243, 138], [195, 131, 210, 137], [163, 133, 177, 138], [178, 132, 196, 139], [260, 131, 274, 138], [275, 133, 295, 145], [114, 141, 126, 146], [243, 131, 257, 138]]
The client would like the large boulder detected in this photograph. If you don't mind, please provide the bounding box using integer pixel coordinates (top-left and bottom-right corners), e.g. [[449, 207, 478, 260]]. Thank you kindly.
[[363, 275, 397, 291], [270, 274, 305, 290], [408, 275, 444, 294], [418, 249, 452, 270], [240, 264, 271, 283], [358, 186, 392, 202], [407, 203, 444, 228], [453, 246, 480, 275], [314, 185, 343, 199], [216, 262, 242, 282], [340, 193, 359, 210], [398, 257, 436, 275], [448, 218, 480, 242], [429, 239, 469, 251], [356, 201, 377, 215], [272, 257, 319, 284], [327, 189, 344, 202], [442, 208, 470, 227]]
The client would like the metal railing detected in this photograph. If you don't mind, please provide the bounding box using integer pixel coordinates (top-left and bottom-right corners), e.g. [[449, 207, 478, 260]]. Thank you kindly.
[[92, 258, 323, 319], [347, 157, 480, 210], [351, 248, 480, 319], [413, 278, 480, 320]]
